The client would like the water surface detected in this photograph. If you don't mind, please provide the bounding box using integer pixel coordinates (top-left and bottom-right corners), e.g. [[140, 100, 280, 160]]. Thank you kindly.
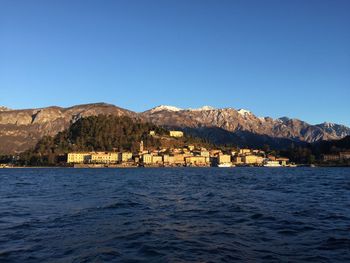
[[0, 168, 349, 262]]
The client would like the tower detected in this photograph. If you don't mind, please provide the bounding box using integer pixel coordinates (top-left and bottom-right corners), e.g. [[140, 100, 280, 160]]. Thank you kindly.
[[139, 140, 144, 153]]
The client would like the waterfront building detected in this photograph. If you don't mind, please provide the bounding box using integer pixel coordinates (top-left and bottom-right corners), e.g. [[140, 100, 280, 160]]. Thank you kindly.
[[323, 154, 340, 162], [233, 156, 242, 164], [276, 157, 289, 166], [218, 154, 231, 164], [267, 155, 276, 161], [163, 154, 170, 163], [119, 152, 133, 162], [242, 155, 264, 164], [152, 155, 163, 164], [168, 156, 175, 164], [67, 152, 91, 164], [185, 156, 208, 166], [340, 152, 350, 160], [169, 131, 184, 137], [242, 155, 256, 164], [142, 154, 153, 164], [91, 152, 118, 164], [173, 154, 186, 165]]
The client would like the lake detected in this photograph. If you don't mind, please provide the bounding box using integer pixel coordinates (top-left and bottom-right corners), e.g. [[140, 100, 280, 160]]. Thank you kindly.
[[0, 168, 349, 262]]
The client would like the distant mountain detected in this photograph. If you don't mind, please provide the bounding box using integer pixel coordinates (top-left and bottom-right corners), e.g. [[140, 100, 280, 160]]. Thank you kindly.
[[315, 122, 350, 139], [141, 106, 350, 146], [0, 103, 349, 154], [0, 106, 11, 111]]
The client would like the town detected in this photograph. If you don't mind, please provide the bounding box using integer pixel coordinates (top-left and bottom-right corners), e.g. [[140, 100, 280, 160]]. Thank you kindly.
[[67, 130, 292, 168]]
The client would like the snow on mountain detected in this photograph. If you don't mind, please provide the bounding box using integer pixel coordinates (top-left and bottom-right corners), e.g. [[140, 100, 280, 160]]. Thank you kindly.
[[189, 106, 215, 111], [147, 105, 218, 113], [148, 105, 183, 113], [316, 122, 350, 138], [0, 106, 11, 111], [321, 122, 335, 128], [237, 109, 252, 116]]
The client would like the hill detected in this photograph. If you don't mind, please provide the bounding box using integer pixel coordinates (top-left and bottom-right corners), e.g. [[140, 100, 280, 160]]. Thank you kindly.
[[18, 115, 209, 166]]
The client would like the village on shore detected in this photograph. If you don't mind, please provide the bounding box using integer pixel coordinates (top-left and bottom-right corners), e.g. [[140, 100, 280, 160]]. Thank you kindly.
[[66, 130, 293, 168]]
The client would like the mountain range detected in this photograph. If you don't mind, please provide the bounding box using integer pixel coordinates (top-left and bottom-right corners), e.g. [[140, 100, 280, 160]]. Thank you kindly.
[[0, 103, 349, 154]]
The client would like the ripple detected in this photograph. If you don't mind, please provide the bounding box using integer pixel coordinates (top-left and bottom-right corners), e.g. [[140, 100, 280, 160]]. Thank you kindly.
[[318, 237, 350, 251], [0, 167, 349, 262]]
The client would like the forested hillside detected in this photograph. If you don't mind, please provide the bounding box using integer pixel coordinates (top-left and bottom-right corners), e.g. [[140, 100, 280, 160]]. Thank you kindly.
[[18, 115, 208, 165]]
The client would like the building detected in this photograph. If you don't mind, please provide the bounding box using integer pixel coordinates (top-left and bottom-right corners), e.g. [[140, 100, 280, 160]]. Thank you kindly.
[[152, 155, 163, 164], [167, 156, 175, 165], [173, 154, 186, 165], [163, 154, 170, 163], [233, 156, 242, 164], [67, 152, 91, 164], [276, 157, 289, 166], [267, 155, 276, 161], [340, 152, 350, 160], [200, 150, 210, 157], [185, 156, 208, 166], [142, 154, 153, 164], [169, 130, 184, 137], [323, 154, 340, 162], [242, 155, 261, 164], [119, 152, 133, 162], [91, 152, 119, 164], [218, 154, 231, 164]]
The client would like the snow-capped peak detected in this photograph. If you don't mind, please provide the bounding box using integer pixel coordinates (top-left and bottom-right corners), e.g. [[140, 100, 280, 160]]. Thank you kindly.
[[148, 105, 182, 113], [189, 106, 215, 111], [0, 106, 11, 112], [322, 122, 335, 128], [237, 109, 251, 116]]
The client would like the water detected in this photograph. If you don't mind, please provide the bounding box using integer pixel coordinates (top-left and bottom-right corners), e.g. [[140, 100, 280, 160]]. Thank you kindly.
[[0, 168, 349, 262]]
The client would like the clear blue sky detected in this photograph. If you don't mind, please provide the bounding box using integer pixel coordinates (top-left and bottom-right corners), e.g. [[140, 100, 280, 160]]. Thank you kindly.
[[0, 0, 349, 126]]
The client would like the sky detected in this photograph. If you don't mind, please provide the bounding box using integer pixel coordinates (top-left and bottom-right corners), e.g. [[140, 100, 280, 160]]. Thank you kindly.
[[0, 0, 349, 126]]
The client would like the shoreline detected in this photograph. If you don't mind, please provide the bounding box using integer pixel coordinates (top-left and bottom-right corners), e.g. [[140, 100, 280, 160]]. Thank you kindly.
[[1, 164, 350, 169]]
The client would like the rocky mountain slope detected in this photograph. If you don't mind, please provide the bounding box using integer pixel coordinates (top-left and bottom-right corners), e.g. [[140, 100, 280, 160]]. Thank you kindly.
[[1, 103, 349, 154], [0, 103, 135, 154], [141, 105, 350, 146]]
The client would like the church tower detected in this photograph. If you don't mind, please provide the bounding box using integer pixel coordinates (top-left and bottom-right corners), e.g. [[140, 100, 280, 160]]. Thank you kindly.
[[139, 140, 144, 153]]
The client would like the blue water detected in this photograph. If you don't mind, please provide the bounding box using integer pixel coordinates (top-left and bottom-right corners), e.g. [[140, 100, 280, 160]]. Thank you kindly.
[[0, 168, 349, 262]]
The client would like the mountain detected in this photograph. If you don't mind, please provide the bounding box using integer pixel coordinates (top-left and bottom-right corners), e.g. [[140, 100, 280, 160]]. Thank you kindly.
[[0, 103, 136, 154], [315, 122, 350, 139], [1, 103, 349, 154], [141, 105, 350, 147], [0, 106, 11, 111]]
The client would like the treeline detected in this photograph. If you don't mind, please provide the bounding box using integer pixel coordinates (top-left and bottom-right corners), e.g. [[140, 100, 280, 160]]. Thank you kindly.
[[312, 136, 350, 155], [277, 136, 350, 164]]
